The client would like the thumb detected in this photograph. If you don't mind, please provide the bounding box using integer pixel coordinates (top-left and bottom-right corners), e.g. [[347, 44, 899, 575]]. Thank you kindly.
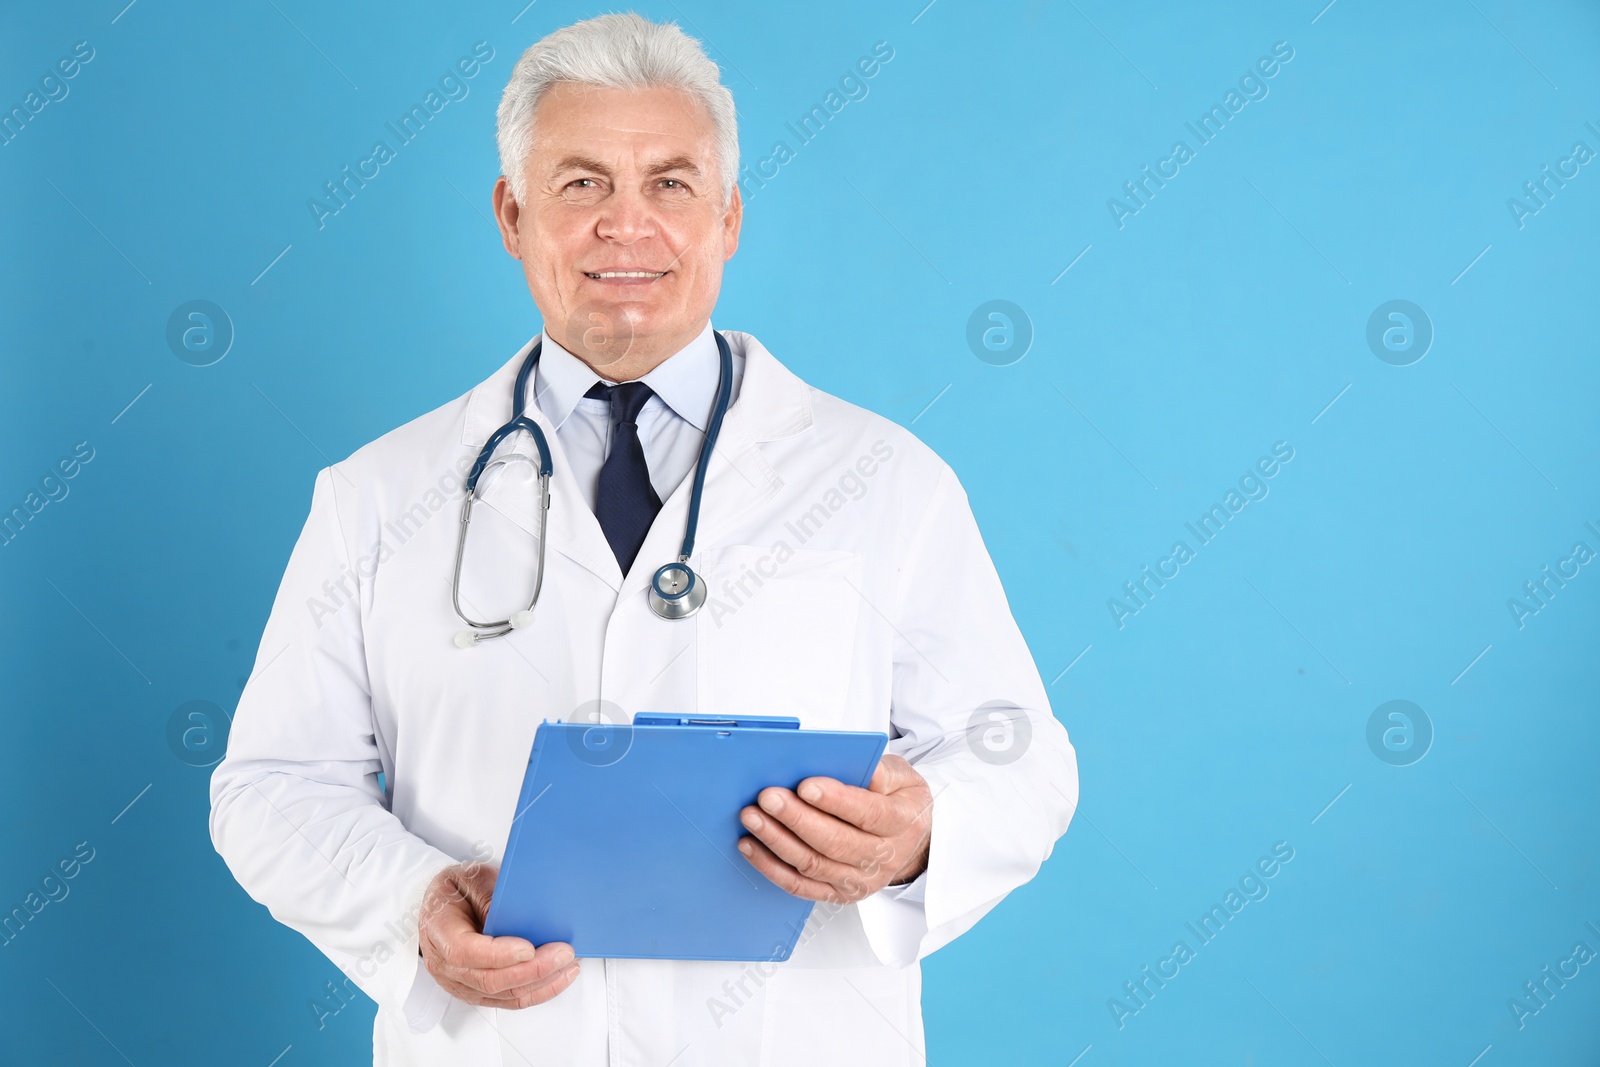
[[455, 861, 500, 921], [425, 862, 500, 929], [868, 754, 919, 796], [867, 760, 892, 795]]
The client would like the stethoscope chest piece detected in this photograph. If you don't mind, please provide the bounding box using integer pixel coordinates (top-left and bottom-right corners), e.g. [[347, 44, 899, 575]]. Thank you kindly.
[[648, 560, 706, 620]]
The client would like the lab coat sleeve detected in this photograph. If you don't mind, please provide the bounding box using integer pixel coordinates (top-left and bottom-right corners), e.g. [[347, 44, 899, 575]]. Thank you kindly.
[[209, 467, 460, 1030], [855, 463, 1078, 967]]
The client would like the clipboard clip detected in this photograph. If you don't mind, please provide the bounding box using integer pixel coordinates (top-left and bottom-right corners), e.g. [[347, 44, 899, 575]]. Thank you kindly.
[[631, 713, 801, 730]]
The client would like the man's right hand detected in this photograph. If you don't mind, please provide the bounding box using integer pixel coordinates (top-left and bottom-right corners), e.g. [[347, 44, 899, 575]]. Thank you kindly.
[[418, 862, 580, 1009]]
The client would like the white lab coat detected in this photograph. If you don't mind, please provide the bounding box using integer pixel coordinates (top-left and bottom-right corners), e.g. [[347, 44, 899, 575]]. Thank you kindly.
[[210, 331, 1077, 1066]]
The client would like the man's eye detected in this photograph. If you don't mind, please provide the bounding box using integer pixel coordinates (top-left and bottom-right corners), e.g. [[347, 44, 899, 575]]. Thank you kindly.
[[660, 179, 685, 190], [568, 178, 598, 190]]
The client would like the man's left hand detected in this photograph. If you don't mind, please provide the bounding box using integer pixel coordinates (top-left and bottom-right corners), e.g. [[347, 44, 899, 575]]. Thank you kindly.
[[737, 755, 932, 904]]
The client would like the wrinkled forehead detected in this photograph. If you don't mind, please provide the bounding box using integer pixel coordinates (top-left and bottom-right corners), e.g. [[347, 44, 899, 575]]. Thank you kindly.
[[529, 82, 718, 165]]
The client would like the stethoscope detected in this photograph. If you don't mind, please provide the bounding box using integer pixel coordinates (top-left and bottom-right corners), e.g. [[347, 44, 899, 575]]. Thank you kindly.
[[451, 330, 733, 647]]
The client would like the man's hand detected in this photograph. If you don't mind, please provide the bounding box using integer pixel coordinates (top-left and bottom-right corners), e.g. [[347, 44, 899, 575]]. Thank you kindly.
[[737, 754, 932, 904], [418, 862, 579, 1009]]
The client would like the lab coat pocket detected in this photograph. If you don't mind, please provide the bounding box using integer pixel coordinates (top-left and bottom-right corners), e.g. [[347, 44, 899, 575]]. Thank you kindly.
[[697, 545, 863, 727]]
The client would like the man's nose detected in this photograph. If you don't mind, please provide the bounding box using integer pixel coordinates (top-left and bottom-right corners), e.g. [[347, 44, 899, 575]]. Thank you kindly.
[[595, 186, 657, 243]]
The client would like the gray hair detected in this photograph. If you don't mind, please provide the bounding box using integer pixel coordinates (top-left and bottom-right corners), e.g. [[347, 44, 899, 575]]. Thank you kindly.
[[496, 13, 739, 205]]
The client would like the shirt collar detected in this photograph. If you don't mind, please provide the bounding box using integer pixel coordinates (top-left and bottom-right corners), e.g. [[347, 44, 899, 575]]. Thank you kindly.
[[533, 320, 721, 433], [461, 330, 809, 450]]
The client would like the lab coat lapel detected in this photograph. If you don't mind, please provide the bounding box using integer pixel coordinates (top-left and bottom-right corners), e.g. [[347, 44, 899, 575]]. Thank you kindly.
[[461, 337, 623, 591], [615, 334, 813, 605]]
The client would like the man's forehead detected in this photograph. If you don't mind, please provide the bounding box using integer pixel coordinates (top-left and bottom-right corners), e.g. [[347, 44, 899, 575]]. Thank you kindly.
[[528, 84, 716, 171], [533, 82, 714, 144]]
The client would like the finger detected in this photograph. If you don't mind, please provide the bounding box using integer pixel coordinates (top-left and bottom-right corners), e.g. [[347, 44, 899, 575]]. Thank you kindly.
[[788, 771, 919, 839], [442, 960, 581, 1010], [432, 953, 572, 999], [425, 898, 533, 969], [425, 940, 576, 998], [477, 960, 582, 1004], [499, 962, 583, 1009], [467, 943, 578, 997], [737, 836, 843, 903], [741, 803, 874, 885], [439, 941, 574, 996], [751, 789, 884, 864], [424, 904, 543, 972]]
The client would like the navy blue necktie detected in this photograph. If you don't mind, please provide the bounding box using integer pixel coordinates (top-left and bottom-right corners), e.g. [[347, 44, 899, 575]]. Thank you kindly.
[[586, 380, 662, 573]]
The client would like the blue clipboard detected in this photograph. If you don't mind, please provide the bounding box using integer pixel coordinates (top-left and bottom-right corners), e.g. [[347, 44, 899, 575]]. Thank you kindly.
[[483, 714, 888, 961]]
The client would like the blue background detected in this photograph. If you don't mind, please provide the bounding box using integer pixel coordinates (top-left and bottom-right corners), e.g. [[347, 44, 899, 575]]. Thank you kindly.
[[2, 0, 1597, 1063]]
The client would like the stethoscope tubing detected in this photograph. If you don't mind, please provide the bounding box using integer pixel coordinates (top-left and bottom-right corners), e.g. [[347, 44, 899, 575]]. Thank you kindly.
[[451, 331, 732, 644]]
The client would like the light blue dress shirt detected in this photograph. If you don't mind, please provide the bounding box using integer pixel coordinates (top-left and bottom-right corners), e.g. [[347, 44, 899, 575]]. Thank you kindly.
[[530, 320, 743, 513]]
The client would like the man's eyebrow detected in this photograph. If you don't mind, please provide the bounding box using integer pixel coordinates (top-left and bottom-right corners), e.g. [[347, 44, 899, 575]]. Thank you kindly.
[[547, 155, 702, 180], [551, 155, 612, 175], [644, 156, 702, 178]]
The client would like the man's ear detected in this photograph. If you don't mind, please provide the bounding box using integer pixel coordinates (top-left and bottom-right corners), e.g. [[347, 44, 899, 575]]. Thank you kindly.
[[721, 183, 743, 261], [493, 176, 524, 259]]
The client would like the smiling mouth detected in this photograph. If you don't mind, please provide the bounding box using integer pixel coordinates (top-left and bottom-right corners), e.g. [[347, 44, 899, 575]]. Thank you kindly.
[[584, 271, 667, 279]]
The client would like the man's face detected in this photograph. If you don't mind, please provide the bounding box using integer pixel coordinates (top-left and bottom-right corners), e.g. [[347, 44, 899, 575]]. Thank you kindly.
[[493, 82, 742, 376]]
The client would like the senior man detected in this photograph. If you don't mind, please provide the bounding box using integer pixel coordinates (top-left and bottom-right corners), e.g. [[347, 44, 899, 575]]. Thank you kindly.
[[211, 13, 1076, 1066]]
